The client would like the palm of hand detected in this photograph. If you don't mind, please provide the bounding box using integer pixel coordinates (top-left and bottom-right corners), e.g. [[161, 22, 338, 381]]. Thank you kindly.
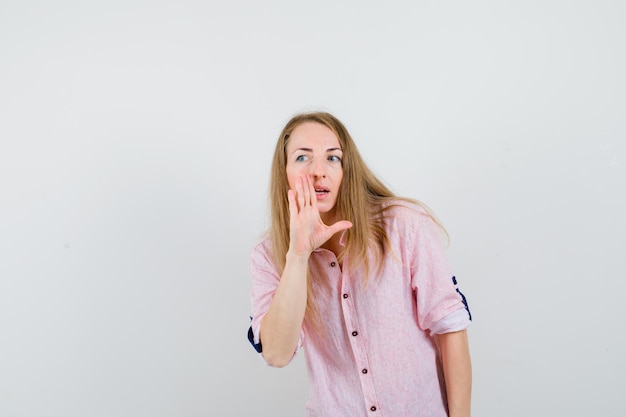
[[288, 176, 352, 256]]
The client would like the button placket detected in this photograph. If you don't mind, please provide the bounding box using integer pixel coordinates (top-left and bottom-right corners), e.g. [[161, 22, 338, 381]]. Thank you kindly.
[[340, 273, 380, 416]]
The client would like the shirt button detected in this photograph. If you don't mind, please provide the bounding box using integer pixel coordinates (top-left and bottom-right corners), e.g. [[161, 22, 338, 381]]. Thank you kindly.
[[362, 368, 368, 374], [330, 261, 336, 267], [352, 331, 358, 336], [343, 293, 349, 299], [370, 406, 377, 412]]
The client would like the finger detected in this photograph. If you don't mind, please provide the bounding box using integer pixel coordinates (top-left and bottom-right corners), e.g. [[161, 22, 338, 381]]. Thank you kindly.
[[301, 175, 311, 207], [305, 175, 318, 209], [295, 177, 305, 210], [287, 189, 298, 222], [327, 220, 353, 237], [316, 220, 353, 248]]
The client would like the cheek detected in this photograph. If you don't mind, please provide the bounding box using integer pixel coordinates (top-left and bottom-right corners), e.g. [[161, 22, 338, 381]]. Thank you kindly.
[[335, 169, 344, 189]]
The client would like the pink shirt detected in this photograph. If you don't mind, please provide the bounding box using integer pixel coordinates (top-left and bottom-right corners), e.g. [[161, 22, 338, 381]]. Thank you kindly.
[[249, 202, 471, 416]]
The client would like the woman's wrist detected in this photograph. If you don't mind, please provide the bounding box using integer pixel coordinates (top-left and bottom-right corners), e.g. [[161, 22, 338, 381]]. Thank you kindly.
[[285, 250, 311, 264]]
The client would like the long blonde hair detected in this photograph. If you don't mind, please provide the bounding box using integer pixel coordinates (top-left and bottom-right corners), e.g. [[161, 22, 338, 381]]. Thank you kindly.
[[268, 112, 443, 322]]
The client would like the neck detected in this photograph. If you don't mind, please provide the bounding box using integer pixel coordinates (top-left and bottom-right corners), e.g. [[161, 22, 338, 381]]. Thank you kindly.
[[321, 231, 343, 256], [320, 208, 337, 225]]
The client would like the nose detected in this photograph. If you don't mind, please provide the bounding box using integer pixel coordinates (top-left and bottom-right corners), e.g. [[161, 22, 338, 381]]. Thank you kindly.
[[309, 158, 326, 178]]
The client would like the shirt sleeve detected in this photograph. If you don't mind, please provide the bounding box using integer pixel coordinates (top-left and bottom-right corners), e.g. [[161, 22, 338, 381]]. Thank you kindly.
[[408, 211, 472, 335], [248, 239, 304, 362]]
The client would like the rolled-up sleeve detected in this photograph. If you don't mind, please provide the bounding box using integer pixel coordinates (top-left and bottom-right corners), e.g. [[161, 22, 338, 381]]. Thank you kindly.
[[408, 212, 472, 335]]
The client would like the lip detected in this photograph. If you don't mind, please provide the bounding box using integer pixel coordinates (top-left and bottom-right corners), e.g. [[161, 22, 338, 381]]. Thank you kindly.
[[314, 185, 330, 200]]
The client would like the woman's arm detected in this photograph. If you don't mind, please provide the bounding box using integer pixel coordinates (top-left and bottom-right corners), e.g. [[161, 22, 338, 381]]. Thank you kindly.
[[437, 329, 472, 417], [259, 251, 309, 367], [260, 175, 352, 367]]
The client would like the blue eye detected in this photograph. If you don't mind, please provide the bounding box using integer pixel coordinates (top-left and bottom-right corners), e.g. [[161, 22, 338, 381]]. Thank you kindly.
[[328, 155, 342, 162], [295, 155, 308, 162]]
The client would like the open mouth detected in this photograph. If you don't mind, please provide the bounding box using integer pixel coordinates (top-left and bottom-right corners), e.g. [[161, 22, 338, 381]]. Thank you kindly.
[[314, 187, 330, 194]]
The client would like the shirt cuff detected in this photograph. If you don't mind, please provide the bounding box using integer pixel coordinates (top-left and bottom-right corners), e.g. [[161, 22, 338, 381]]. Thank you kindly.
[[429, 308, 471, 335]]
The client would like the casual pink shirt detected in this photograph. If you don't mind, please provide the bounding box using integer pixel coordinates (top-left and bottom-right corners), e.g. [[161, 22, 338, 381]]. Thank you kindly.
[[249, 202, 471, 417]]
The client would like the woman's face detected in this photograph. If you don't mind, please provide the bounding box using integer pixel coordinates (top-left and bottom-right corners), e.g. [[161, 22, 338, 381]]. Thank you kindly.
[[285, 122, 344, 223]]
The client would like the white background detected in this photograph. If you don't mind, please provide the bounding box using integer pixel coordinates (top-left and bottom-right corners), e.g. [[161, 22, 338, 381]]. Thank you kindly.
[[1, 1, 625, 416]]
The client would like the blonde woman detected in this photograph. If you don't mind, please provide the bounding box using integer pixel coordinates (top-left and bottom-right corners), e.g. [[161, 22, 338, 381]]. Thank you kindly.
[[248, 112, 472, 417]]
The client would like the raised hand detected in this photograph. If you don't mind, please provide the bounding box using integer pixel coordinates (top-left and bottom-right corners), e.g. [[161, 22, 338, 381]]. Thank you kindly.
[[287, 175, 352, 256]]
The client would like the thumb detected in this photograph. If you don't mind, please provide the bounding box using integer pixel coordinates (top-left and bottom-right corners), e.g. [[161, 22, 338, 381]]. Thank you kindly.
[[327, 220, 353, 236]]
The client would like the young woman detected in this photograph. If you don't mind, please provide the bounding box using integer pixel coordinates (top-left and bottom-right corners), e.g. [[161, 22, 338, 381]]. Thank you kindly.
[[248, 112, 472, 417]]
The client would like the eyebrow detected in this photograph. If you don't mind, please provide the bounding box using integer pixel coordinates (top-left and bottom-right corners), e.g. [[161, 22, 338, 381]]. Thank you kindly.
[[292, 147, 343, 153]]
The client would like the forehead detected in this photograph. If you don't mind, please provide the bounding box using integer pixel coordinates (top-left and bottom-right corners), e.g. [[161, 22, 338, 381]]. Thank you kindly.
[[286, 122, 341, 152]]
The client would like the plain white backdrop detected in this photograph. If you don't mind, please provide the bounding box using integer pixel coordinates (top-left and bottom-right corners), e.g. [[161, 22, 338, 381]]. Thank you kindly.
[[1, 1, 625, 416]]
